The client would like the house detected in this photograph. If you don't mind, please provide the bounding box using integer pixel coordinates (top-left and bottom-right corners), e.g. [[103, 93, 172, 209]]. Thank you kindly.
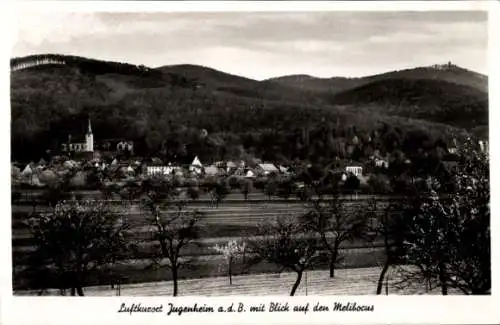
[[226, 161, 238, 173], [479, 140, 489, 154], [204, 165, 220, 176], [214, 161, 238, 173], [345, 165, 363, 177], [278, 166, 289, 174], [448, 138, 458, 154], [189, 156, 203, 175], [21, 164, 33, 177], [116, 140, 134, 155], [374, 158, 389, 169], [147, 165, 176, 176], [257, 163, 279, 176]]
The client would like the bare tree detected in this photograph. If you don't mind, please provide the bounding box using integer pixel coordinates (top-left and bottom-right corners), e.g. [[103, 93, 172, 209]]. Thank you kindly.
[[141, 177, 202, 296], [247, 217, 318, 296], [27, 200, 131, 296], [119, 180, 143, 206], [240, 178, 253, 200], [301, 191, 370, 278], [372, 198, 408, 294]]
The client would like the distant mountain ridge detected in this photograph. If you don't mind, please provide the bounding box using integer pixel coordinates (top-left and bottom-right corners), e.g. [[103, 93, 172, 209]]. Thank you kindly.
[[10, 54, 488, 160], [265, 63, 488, 95]]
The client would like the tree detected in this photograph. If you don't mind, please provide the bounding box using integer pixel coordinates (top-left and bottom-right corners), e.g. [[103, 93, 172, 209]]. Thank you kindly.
[[343, 174, 360, 196], [396, 140, 490, 295], [240, 178, 253, 200], [187, 185, 200, 201], [118, 180, 143, 206], [40, 170, 77, 208], [372, 198, 408, 294], [27, 200, 131, 296], [212, 180, 230, 207], [264, 179, 278, 200], [367, 174, 391, 195], [276, 179, 295, 200], [247, 217, 318, 296], [301, 190, 370, 278], [149, 203, 201, 296], [99, 181, 120, 200], [212, 240, 247, 285], [141, 177, 202, 296]]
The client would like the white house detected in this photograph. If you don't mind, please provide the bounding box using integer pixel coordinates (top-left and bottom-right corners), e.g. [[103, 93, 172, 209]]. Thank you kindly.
[[257, 163, 279, 175], [21, 164, 33, 177], [204, 165, 220, 176], [147, 165, 175, 176], [189, 156, 203, 175], [226, 161, 238, 173], [479, 140, 488, 154], [278, 166, 289, 174], [345, 166, 363, 177]]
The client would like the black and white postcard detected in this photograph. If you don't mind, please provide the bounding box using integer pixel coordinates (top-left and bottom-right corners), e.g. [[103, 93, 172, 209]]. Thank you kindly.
[[1, 1, 498, 324]]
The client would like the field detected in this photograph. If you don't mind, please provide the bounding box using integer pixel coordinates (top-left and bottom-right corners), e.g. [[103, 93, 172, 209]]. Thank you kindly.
[[12, 190, 392, 293], [15, 266, 461, 296]]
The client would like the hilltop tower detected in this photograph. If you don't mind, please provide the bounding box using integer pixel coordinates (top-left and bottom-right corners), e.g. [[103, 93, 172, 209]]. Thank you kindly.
[[86, 118, 94, 152]]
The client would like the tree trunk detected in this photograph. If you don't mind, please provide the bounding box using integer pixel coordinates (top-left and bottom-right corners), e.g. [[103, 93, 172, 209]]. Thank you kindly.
[[70, 287, 76, 296], [329, 243, 340, 278], [329, 257, 335, 278], [229, 258, 233, 285], [290, 271, 303, 296], [172, 267, 179, 297], [76, 285, 84, 296], [377, 260, 390, 295], [439, 263, 448, 295]]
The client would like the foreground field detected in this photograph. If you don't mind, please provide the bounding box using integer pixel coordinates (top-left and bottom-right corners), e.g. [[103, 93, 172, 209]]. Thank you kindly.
[[11, 193, 388, 291], [15, 266, 461, 296]]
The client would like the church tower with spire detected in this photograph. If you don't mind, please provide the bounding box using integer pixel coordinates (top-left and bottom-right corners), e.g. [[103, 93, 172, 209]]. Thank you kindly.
[[85, 118, 94, 152]]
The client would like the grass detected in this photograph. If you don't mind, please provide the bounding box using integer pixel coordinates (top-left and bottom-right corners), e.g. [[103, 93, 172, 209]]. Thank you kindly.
[[16, 265, 461, 296], [11, 196, 386, 292], [13, 246, 385, 291]]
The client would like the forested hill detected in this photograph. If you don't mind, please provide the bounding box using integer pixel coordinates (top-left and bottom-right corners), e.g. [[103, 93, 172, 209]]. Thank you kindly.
[[330, 78, 488, 131], [11, 54, 486, 163], [265, 64, 488, 95]]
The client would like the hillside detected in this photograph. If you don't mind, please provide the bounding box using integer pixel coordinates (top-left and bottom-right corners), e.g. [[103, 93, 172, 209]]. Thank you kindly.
[[265, 64, 488, 95], [157, 64, 326, 105], [330, 78, 488, 130], [10, 54, 483, 163]]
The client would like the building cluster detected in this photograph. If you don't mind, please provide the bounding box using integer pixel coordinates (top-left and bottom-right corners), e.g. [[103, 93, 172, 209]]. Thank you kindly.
[[145, 157, 288, 179], [14, 119, 488, 189]]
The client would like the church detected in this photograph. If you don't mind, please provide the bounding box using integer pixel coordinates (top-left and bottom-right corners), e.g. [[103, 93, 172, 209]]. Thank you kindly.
[[61, 119, 94, 159]]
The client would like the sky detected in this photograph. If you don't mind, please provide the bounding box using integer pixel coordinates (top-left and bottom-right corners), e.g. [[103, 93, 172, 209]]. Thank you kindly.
[[12, 10, 488, 80]]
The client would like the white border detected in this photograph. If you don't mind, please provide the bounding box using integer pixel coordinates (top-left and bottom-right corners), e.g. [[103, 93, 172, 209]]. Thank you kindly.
[[1, 1, 499, 325]]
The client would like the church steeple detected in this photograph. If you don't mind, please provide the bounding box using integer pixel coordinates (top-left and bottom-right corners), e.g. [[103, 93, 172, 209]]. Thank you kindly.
[[85, 118, 94, 153], [87, 118, 92, 135]]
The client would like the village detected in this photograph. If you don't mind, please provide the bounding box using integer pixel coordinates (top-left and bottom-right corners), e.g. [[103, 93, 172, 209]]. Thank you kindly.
[[11, 119, 394, 197]]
